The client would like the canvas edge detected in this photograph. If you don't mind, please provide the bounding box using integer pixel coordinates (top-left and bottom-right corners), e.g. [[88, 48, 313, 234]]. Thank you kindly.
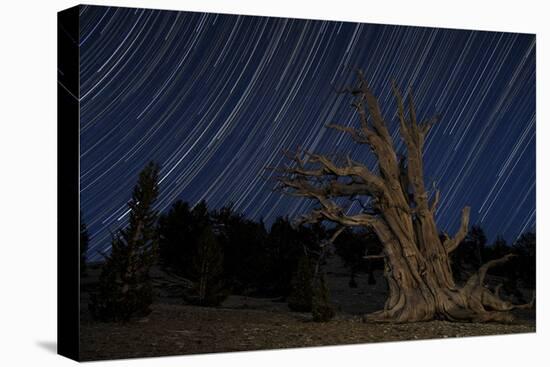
[[57, 4, 81, 362]]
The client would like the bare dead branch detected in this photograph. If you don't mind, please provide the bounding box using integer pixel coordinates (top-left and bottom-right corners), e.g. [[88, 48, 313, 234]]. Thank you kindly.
[[364, 253, 385, 260], [391, 80, 409, 138], [444, 206, 471, 253], [419, 115, 440, 136], [430, 188, 440, 213], [326, 123, 369, 144], [477, 253, 516, 286], [494, 283, 503, 298], [407, 89, 417, 127]]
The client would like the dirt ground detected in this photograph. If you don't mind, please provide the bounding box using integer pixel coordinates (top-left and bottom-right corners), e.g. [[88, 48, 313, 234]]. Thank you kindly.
[[79, 302, 534, 361], [79, 257, 535, 361]]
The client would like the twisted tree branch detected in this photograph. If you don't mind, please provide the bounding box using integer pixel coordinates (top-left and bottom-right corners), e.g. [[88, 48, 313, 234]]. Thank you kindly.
[[444, 206, 471, 253]]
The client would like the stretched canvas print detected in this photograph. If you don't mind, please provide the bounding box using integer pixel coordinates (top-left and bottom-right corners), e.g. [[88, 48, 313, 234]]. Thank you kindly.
[[58, 4, 536, 361]]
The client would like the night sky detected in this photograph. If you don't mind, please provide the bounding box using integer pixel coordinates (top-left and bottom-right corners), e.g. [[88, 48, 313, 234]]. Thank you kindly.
[[77, 5, 535, 260]]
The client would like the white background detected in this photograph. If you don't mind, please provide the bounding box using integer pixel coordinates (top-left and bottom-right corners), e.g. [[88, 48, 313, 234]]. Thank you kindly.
[[0, 0, 548, 365]]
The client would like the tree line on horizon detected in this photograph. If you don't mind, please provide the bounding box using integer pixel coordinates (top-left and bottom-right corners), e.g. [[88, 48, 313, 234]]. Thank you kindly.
[[81, 162, 535, 323]]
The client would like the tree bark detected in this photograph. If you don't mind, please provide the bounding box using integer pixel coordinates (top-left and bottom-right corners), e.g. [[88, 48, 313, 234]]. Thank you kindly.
[[271, 71, 533, 323]]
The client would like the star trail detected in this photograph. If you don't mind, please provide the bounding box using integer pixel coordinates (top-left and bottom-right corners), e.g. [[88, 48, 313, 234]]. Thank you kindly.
[[75, 5, 535, 260]]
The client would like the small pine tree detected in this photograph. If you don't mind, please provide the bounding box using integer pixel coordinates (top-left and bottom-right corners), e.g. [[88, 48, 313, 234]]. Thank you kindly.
[[188, 225, 228, 306], [311, 273, 335, 322], [334, 228, 382, 288], [80, 213, 89, 277], [287, 254, 313, 312], [89, 162, 160, 322], [512, 231, 535, 289], [451, 225, 487, 280], [157, 200, 193, 273]]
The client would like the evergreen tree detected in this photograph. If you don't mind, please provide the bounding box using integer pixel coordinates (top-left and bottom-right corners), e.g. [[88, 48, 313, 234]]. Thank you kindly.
[[187, 225, 228, 306], [451, 225, 487, 280], [264, 217, 322, 297], [311, 273, 335, 322], [287, 253, 314, 312], [158, 200, 194, 273], [334, 228, 382, 288], [487, 235, 529, 302], [89, 162, 160, 322], [80, 213, 89, 277], [512, 231, 535, 289], [211, 205, 268, 294], [157, 199, 212, 277], [491, 236, 510, 259]]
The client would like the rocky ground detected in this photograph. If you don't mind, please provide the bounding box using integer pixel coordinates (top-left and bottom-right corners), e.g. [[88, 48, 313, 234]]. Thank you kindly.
[[79, 257, 535, 361]]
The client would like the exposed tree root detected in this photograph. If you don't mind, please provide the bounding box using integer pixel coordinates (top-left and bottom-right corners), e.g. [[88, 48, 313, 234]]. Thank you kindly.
[[364, 254, 535, 324]]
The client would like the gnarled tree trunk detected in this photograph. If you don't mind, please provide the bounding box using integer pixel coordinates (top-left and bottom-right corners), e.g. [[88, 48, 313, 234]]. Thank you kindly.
[[271, 71, 533, 323]]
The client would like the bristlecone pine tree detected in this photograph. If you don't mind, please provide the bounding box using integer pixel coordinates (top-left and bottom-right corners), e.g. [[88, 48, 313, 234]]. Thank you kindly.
[[89, 162, 160, 322], [188, 225, 228, 306], [272, 71, 534, 323]]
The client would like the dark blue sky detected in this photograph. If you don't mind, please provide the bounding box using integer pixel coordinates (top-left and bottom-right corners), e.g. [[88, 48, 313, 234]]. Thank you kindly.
[[76, 5, 535, 260]]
